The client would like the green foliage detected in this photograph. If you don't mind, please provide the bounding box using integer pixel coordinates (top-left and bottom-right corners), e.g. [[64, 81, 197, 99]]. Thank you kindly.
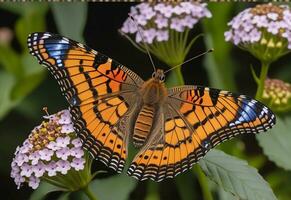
[[86, 175, 137, 200], [51, 3, 88, 43], [200, 149, 277, 200], [0, 72, 17, 118], [0, 3, 48, 119], [257, 115, 291, 171], [29, 182, 65, 200], [202, 3, 237, 91]]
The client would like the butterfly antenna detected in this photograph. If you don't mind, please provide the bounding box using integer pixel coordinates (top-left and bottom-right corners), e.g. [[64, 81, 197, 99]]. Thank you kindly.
[[164, 49, 214, 74], [128, 14, 157, 72]]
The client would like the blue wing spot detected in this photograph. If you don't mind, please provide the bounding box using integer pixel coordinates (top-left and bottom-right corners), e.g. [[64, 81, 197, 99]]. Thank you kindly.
[[237, 99, 258, 123], [44, 42, 70, 61]]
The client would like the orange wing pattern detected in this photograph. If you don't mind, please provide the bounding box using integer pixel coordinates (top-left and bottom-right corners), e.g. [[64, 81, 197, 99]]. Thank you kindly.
[[27, 32, 143, 172], [128, 85, 276, 181]]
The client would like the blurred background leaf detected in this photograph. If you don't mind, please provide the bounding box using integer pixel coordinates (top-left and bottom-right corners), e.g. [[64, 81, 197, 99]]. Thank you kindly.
[[202, 2, 237, 91], [0, 71, 16, 118], [257, 115, 291, 171], [14, 4, 48, 50], [200, 149, 277, 200], [0, 3, 48, 120], [51, 3, 88, 43], [84, 175, 137, 200], [0, 45, 21, 76], [29, 182, 65, 200]]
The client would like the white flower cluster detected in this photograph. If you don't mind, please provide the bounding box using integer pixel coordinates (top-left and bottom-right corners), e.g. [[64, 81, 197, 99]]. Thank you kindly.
[[121, 2, 211, 44], [10, 110, 85, 189], [225, 3, 291, 49]]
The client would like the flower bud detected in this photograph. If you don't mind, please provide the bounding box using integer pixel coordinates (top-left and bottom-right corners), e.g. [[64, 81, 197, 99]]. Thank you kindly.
[[262, 79, 291, 112]]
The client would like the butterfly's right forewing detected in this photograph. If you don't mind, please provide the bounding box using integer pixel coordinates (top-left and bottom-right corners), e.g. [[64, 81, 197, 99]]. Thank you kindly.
[[128, 85, 276, 182]]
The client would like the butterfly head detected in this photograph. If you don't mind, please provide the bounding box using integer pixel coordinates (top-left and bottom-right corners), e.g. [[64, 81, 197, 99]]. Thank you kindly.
[[152, 69, 165, 83]]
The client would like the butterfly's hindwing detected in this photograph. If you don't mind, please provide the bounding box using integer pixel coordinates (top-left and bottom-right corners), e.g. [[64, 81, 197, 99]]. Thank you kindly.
[[27, 32, 144, 172], [128, 85, 275, 181]]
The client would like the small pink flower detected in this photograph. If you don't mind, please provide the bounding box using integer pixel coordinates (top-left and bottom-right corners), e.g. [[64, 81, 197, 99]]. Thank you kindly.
[[46, 161, 58, 177], [56, 147, 71, 160], [72, 138, 82, 148], [154, 15, 168, 29], [61, 124, 74, 133], [224, 31, 232, 42], [39, 148, 54, 161], [182, 16, 198, 28], [56, 136, 70, 148], [32, 161, 46, 177], [58, 110, 71, 124], [170, 18, 185, 32], [29, 152, 40, 165], [20, 164, 33, 177], [56, 160, 71, 175], [15, 153, 29, 166], [156, 30, 169, 42], [267, 21, 280, 34], [143, 28, 156, 44], [70, 147, 84, 158], [267, 12, 278, 20], [47, 141, 60, 151], [28, 176, 40, 189], [71, 158, 85, 171]]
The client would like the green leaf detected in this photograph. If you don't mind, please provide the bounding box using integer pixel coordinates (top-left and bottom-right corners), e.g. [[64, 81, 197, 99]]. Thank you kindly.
[[11, 72, 45, 101], [145, 182, 159, 200], [218, 187, 237, 200], [256, 115, 291, 171], [0, 71, 17, 119], [175, 172, 197, 200], [11, 53, 45, 100], [30, 182, 66, 200], [202, 3, 237, 91], [0, 45, 22, 77], [199, 149, 277, 200], [15, 7, 47, 51], [0, 3, 48, 16], [87, 175, 137, 200], [21, 53, 45, 75], [51, 3, 88, 42]]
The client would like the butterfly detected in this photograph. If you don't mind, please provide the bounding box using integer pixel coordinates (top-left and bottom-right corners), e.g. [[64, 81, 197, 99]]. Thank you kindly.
[[27, 32, 276, 182]]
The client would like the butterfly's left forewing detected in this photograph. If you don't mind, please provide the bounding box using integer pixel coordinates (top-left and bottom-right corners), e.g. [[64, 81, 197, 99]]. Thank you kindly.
[[128, 85, 275, 181], [28, 32, 144, 172]]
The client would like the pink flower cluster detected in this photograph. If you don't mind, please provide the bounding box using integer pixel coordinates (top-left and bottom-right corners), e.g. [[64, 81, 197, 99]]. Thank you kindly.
[[10, 110, 85, 189], [225, 4, 291, 49], [121, 2, 211, 44]]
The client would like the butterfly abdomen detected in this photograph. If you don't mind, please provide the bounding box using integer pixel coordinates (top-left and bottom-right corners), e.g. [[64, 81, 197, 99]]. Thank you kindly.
[[133, 105, 155, 148]]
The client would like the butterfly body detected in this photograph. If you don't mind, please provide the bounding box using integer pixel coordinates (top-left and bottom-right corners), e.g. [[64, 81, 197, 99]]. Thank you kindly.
[[133, 69, 167, 147], [28, 32, 276, 182]]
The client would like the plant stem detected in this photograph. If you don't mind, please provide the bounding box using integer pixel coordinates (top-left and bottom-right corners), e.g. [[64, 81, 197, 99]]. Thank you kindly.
[[255, 62, 270, 100], [83, 185, 97, 200], [193, 165, 213, 200], [173, 66, 185, 85]]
